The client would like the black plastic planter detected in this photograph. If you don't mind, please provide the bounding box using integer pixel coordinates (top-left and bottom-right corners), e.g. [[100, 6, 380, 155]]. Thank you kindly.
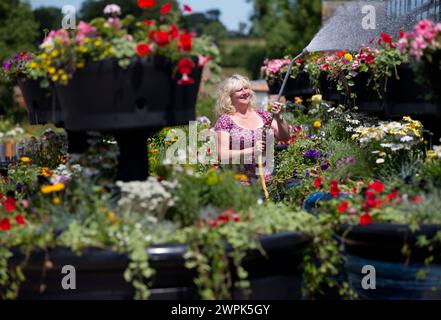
[[352, 72, 386, 115], [18, 78, 63, 126], [55, 57, 202, 132], [339, 223, 441, 300], [267, 71, 315, 100], [11, 232, 310, 300], [318, 72, 346, 104]]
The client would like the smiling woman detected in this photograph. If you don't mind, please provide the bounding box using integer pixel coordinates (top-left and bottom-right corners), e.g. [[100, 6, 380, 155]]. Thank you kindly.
[[214, 74, 291, 185]]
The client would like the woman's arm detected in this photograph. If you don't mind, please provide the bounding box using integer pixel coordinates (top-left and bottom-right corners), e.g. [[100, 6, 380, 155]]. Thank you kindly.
[[216, 130, 255, 163], [269, 102, 291, 141]]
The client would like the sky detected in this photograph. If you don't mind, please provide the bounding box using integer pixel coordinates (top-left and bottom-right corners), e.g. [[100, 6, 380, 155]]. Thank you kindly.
[[30, 0, 253, 31]]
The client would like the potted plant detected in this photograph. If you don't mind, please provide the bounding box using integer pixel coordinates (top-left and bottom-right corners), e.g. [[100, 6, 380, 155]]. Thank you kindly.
[[1, 51, 64, 126], [260, 56, 315, 100], [0, 160, 313, 300]]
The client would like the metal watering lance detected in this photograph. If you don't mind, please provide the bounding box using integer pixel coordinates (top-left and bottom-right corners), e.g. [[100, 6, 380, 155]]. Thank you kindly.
[[258, 49, 309, 200]]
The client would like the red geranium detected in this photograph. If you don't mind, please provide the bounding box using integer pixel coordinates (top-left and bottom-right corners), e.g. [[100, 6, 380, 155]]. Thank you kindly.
[[3, 197, 16, 213], [313, 177, 323, 188], [338, 201, 349, 213], [364, 190, 382, 209], [169, 24, 179, 39], [138, 0, 155, 9], [330, 180, 340, 197], [177, 57, 195, 85], [380, 33, 394, 48], [385, 189, 400, 202], [136, 43, 151, 56], [368, 180, 384, 193], [411, 195, 423, 203], [183, 4, 192, 13], [160, 2, 172, 14], [359, 212, 373, 225], [144, 19, 154, 27], [148, 30, 156, 41], [0, 218, 11, 231], [179, 32, 192, 51], [15, 215, 25, 226], [335, 50, 347, 58], [156, 31, 171, 46]]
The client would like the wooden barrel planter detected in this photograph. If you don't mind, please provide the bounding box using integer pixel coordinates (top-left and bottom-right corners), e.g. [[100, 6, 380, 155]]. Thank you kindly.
[[54, 57, 203, 181], [340, 223, 441, 300], [18, 78, 64, 126], [10, 232, 310, 300]]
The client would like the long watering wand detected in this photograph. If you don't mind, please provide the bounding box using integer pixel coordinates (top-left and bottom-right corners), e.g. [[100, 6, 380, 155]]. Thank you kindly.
[[258, 50, 308, 200]]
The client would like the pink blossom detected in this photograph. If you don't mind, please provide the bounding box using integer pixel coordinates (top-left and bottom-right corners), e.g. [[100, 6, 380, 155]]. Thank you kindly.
[[104, 4, 121, 16], [198, 55, 210, 67], [411, 36, 427, 60], [76, 21, 97, 43], [107, 17, 121, 30]]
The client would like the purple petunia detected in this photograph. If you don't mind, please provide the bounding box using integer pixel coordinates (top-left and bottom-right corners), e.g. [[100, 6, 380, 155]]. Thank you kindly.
[[320, 163, 330, 171], [304, 149, 321, 160], [292, 169, 298, 178]]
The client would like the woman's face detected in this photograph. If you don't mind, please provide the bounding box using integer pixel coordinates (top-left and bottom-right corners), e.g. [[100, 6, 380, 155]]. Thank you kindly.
[[231, 86, 251, 107]]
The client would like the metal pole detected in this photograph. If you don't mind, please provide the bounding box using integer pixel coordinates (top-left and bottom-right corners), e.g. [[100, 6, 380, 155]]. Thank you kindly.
[[276, 50, 309, 102]]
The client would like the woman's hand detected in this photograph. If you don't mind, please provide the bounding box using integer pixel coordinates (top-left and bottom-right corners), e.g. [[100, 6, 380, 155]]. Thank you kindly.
[[269, 101, 285, 119], [254, 140, 265, 154]]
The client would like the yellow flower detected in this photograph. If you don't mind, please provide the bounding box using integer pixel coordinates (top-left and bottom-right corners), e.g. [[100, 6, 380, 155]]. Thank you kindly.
[[344, 53, 353, 61], [40, 53, 47, 59], [41, 167, 52, 177], [76, 61, 85, 68], [51, 50, 59, 58], [234, 174, 248, 183], [41, 183, 65, 194], [48, 67, 56, 74], [51, 75, 59, 82], [149, 149, 159, 154], [20, 156, 31, 163], [107, 211, 119, 224], [295, 97, 303, 105], [29, 62, 38, 69], [61, 74, 68, 82], [311, 94, 322, 103], [427, 150, 437, 158], [52, 197, 61, 205], [313, 121, 322, 128], [94, 39, 103, 47]]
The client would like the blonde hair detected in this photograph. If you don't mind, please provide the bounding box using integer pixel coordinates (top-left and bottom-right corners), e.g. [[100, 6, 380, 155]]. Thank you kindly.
[[215, 74, 257, 116]]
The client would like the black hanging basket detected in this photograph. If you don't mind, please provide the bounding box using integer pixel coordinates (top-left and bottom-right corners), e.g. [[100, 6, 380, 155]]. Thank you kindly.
[[267, 71, 315, 100], [11, 232, 311, 300], [318, 72, 346, 104], [55, 57, 202, 132], [339, 223, 441, 300], [18, 78, 64, 126], [352, 71, 386, 114]]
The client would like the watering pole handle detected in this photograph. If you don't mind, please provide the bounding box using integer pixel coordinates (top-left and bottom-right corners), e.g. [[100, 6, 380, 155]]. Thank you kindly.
[[276, 50, 308, 102]]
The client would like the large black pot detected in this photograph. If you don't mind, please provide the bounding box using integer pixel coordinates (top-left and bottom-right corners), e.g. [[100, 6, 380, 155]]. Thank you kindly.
[[318, 72, 346, 104], [339, 223, 441, 300], [18, 78, 63, 126], [267, 71, 315, 99], [352, 71, 386, 114], [12, 232, 310, 300], [55, 57, 202, 132]]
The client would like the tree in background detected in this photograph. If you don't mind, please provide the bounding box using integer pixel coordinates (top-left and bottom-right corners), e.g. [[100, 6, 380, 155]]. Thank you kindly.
[[247, 0, 321, 57], [33, 7, 63, 43], [181, 9, 228, 40], [0, 0, 38, 120], [0, 0, 38, 61], [80, 0, 179, 22]]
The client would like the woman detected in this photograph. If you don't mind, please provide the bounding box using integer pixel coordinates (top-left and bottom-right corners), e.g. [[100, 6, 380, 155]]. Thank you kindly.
[[214, 74, 291, 184]]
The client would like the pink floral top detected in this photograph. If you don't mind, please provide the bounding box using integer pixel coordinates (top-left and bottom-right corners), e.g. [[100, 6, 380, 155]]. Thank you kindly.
[[214, 109, 274, 183]]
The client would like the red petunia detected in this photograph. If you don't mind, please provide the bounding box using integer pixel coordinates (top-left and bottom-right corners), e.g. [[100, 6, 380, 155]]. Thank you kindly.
[[338, 201, 349, 213], [399, 31, 405, 38], [160, 2, 172, 14], [295, 57, 303, 63], [20, 50, 28, 58], [183, 4, 192, 13], [144, 19, 155, 27], [15, 215, 25, 226], [380, 32, 395, 48], [0, 218, 11, 231], [386, 190, 400, 202], [136, 43, 151, 56], [138, 0, 155, 9], [368, 180, 384, 194], [313, 177, 323, 188], [179, 32, 192, 51], [364, 190, 382, 209], [359, 212, 373, 226], [3, 197, 16, 213], [148, 30, 156, 41], [156, 31, 171, 46]]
